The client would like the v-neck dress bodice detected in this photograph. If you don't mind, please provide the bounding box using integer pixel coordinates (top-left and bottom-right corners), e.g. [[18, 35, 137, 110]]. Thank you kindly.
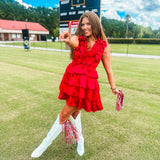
[[58, 36, 107, 112]]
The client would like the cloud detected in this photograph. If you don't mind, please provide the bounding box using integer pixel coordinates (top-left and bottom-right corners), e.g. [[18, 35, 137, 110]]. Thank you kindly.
[[54, 3, 59, 8], [102, 9, 121, 21], [101, 0, 160, 30], [136, 14, 151, 27], [142, 0, 160, 12], [15, 0, 32, 8]]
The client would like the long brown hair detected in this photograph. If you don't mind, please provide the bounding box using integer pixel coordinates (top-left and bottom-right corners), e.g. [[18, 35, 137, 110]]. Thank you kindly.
[[70, 11, 108, 59]]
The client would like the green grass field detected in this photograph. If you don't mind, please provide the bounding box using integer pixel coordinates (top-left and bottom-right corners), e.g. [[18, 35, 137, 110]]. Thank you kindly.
[[0, 47, 160, 160], [1, 41, 160, 56], [110, 43, 160, 56], [1, 41, 66, 50]]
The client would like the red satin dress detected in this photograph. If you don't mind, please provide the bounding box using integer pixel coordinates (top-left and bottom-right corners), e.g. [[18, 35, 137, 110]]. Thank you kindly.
[[58, 36, 107, 112]]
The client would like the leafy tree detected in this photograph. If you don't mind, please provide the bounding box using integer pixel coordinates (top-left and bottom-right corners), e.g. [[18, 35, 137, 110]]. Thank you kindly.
[[156, 32, 160, 38], [125, 14, 131, 37], [53, 27, 60, 37]]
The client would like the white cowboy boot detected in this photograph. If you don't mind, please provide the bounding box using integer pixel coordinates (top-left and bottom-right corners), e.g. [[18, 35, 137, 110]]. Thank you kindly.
[[70, 113, 84, 156], [31, 115, 62, 158]]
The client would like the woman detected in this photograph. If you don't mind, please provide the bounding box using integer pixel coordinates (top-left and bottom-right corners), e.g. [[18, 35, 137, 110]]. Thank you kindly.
[[31, 11, 119, 158]]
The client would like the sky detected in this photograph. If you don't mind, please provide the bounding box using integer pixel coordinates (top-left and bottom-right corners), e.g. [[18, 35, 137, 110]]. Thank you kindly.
[[15, 0, 160, 30]]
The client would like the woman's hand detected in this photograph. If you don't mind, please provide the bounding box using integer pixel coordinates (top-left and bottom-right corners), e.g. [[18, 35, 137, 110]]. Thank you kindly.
[[59, 21, 79, 49], [112, 88, 120, 95], [59, 21, 72, 45]]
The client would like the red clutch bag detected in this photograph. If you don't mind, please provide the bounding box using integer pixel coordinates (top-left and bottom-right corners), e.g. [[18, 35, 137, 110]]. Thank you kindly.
[[116, 90, 124, 111]]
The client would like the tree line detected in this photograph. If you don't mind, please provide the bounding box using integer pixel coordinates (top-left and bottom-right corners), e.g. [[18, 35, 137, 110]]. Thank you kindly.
[[0, 0, 160, 39], [101, 16, 160, 38]]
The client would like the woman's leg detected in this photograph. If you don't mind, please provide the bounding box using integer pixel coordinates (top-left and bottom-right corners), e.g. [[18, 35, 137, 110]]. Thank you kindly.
[[31, 104, 78, 158], [71, 110, 80, 119], [59, 104, 79, 124]]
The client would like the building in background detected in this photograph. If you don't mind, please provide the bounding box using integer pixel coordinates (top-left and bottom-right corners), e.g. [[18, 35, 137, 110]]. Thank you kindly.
[[0, 19, 49, 41]]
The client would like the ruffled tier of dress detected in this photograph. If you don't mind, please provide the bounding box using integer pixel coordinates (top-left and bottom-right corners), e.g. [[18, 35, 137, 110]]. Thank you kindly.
[[58, 69, 103, 112]]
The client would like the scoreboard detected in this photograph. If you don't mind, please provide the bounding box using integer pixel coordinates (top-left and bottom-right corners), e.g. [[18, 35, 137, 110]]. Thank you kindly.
[[59, 0, 101, 34]]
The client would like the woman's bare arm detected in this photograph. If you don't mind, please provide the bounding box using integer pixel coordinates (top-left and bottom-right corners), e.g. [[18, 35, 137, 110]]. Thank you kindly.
[[101, 46, 119, 95]]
